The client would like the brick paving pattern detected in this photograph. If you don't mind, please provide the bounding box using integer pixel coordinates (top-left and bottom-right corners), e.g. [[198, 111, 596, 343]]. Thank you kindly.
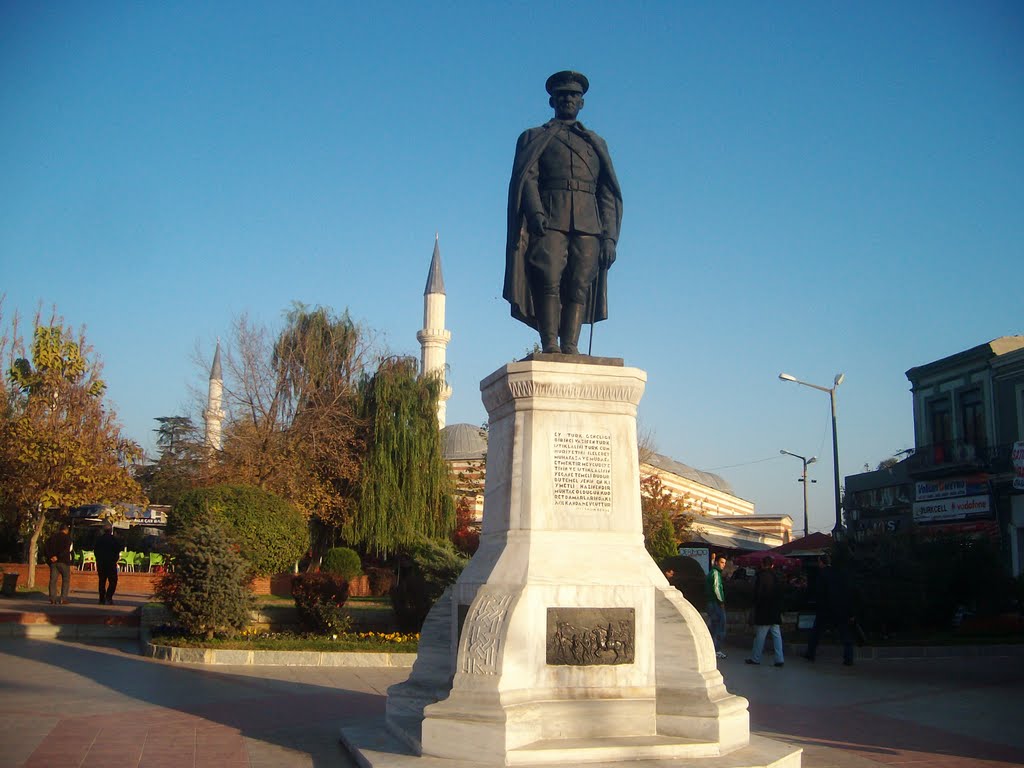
[[0, 592, 1022, 767]]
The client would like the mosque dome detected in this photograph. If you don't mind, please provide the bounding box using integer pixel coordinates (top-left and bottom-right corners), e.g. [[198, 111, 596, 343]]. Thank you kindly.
[[441, 423, 488, 461]]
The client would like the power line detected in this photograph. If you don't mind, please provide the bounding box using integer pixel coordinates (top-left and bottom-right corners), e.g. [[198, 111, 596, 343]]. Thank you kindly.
[[706, 456, 785, 471]]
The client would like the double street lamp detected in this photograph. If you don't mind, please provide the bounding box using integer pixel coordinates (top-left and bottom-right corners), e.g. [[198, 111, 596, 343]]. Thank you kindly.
[[778, 371, 845, 538], [779, 449, 816, 539]]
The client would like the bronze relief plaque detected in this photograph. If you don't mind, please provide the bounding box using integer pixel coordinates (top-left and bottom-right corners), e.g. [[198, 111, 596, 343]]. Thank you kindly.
[[546, 607, 635, 666]]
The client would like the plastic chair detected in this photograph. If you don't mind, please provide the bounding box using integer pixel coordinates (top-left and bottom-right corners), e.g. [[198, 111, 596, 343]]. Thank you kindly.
[[80, 551, 96, 571], [148, 552, 165, 573], [117, 551, 135, 573]]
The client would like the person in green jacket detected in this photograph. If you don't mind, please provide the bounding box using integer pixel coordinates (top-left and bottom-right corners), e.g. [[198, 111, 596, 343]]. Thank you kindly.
[[705, 554, 728, 658]]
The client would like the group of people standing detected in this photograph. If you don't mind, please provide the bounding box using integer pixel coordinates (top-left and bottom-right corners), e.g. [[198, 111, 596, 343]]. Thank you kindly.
[[686, 551, 855, 667], [43, 521, 124, 606]]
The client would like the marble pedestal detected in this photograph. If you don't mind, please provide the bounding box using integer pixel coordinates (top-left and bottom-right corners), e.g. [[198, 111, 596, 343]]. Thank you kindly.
[[342, 359, 800, 768]]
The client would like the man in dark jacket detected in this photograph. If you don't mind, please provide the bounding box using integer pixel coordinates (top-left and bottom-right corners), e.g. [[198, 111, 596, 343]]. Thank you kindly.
[[93, 522, 123, 605], [44, 522, 74, 605], [746, 556, 785, 666], [803, 553, 855, 666]]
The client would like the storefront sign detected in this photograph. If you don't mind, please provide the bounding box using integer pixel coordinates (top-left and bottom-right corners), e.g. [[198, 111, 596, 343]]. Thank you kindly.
[[678, 547, 710, 574], [913, 494, 992, 523], [1013, 441, 1024, 491], [915, 479, 967, 501]]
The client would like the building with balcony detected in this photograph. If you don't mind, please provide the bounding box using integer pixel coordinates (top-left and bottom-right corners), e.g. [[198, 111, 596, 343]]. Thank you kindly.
[[845, 336, 1024, 575]]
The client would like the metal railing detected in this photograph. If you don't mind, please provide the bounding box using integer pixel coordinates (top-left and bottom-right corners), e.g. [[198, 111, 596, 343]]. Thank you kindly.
[[906, 440, 1014, 475]]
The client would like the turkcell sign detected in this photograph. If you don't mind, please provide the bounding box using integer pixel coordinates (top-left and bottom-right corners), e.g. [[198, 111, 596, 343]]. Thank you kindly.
[[1013, 441, 1024, 491], [913, 495, 991, 523], [915, 479, 967, 501]]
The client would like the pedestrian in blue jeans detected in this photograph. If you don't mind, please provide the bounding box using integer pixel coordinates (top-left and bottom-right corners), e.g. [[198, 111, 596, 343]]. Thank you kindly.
[[746, 556, 785, 667], [705, 554, 728, 659]]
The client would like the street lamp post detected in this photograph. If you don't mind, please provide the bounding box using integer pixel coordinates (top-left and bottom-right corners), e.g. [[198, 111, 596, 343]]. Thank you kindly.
[[780, 449, 817, 538], [779, 371, 845, 538]]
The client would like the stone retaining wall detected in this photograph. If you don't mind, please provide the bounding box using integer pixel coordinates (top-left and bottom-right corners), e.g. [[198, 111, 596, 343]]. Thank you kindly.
[[145, 642, 416, 667], [4, 564, 375, 598]]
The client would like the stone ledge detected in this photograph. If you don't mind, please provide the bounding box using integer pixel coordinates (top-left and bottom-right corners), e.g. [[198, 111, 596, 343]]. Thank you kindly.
[[341, 723, 801, 768], [144, 641, 417, 667]]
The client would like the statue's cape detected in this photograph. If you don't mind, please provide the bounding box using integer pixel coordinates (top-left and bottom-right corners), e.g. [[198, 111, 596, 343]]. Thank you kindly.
[[503, 120, 623, 330]]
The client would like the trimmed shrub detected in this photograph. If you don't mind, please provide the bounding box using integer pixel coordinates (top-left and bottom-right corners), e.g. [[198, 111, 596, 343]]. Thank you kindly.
[[291, 572, 351, 633], [391, 537, 468, 633], [321, 547, 363, 580], [156, 517, 255, 639], [169, 484, 308, 576]]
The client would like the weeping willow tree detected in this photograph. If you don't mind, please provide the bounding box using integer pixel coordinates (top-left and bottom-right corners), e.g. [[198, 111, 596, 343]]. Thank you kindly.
[[348, 356, 455, 556]]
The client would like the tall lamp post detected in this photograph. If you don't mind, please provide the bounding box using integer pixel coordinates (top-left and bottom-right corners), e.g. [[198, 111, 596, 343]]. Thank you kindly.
[[779, 371, 845, 538], [780, 449, 816, 538]]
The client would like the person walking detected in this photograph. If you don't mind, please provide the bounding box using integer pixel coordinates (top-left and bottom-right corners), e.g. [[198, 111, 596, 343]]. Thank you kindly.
[[746, 556, 785, 667], [705, 554, 728, 659], [803, 553, 855, 666], [93, 522, 123, 605], [44, 522, 74, 605]]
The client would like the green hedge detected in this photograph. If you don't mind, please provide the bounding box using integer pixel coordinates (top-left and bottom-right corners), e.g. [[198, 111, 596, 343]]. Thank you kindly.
[[321, 547, 363, 580], [169, 484, 308, 576]]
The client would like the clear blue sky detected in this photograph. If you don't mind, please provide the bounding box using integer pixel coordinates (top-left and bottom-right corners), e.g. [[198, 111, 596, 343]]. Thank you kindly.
[[2, 2, 1022, 535]]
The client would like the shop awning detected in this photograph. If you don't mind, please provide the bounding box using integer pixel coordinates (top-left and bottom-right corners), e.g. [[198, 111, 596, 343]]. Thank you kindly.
[[688, 531, 772, 552]]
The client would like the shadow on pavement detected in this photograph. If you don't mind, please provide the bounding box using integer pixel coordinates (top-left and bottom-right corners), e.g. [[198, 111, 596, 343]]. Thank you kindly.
[[1, 637, 387, 767]]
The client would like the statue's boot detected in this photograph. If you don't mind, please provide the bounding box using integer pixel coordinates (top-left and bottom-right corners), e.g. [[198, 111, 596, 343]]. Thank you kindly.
[[559, 301, 585, 355], [537, 295, 561, 353]]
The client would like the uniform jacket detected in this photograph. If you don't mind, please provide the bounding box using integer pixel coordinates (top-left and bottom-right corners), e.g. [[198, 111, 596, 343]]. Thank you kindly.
[[504, 119, 623, 330]]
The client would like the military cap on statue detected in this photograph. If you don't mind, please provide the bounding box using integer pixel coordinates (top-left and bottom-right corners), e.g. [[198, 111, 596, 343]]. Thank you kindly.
[[545, 70, 589, 95]]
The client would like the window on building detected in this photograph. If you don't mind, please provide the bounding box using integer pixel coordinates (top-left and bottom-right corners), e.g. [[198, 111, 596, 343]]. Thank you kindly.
[[960, 388, 986, 456], [927, 397, 952, 461]]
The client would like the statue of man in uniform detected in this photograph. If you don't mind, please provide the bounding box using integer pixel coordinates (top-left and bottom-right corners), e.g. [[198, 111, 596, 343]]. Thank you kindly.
[[503, 71, 623, 355]]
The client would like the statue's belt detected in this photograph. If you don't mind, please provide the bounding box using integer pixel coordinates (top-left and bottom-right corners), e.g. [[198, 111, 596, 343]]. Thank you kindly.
[[540, 178, 597, 193]]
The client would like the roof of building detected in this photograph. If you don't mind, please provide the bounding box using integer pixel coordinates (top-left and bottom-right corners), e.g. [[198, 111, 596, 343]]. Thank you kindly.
[[441, 423, 487, 460], [906, 336, 1024, 381], [645, 452, 734, 495], [424, 235, 445, 296]]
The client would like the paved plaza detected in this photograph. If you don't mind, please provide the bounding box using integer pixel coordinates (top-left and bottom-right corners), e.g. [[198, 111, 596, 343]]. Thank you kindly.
[[1, 614, 1022, 768]]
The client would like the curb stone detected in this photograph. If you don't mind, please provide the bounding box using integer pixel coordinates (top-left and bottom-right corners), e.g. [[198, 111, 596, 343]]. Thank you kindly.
[[144, 641, 417, 667]]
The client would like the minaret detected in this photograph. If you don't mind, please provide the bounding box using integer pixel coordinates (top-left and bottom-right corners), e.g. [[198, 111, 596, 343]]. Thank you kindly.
[[203, 341, 225, 451], [417, 235, 452, 428]]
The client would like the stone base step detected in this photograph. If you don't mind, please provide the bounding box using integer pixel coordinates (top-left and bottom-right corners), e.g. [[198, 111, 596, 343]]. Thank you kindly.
[[507, 734, 719, 765], [342, 722, 802, 768]]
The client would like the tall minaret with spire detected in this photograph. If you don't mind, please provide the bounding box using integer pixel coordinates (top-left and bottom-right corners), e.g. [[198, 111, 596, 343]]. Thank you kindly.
[[417, 235, 452, 428], [203, 341, 225, 451]]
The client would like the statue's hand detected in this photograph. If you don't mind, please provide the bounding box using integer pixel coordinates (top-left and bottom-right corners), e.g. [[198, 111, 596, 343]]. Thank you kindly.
[[600, 239, 617, 268], [528, 212, 547, 237]]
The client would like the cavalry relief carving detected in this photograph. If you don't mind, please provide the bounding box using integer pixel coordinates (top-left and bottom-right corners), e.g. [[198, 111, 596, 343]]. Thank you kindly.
[[547, 607, 636, 666]]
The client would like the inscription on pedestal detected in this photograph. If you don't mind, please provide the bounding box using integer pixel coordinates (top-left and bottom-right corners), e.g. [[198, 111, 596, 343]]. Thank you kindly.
[[552, 430, 612, 513], [546, 607, 635, 665]]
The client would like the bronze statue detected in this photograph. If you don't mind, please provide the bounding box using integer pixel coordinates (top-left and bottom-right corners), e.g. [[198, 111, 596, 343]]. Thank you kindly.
[[504, 71, 623, 355]]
